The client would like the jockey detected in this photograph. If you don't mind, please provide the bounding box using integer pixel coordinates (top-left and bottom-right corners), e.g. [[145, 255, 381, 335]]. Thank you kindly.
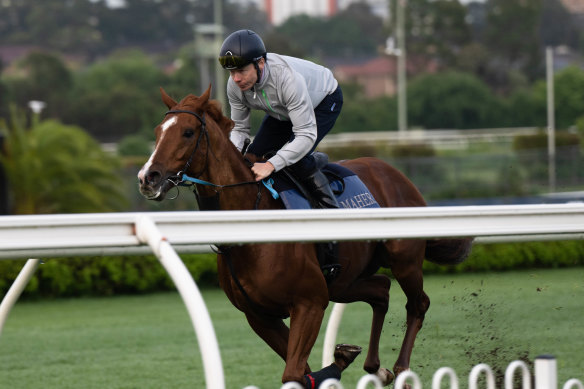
[[218, 29, 343, 209]]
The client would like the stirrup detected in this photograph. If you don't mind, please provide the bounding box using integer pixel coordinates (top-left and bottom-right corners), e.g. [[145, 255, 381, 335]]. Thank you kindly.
[[321, 263, 341, 283]]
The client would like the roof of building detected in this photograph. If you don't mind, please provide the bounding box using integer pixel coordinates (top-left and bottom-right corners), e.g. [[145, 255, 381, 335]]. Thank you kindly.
[[334, 57, 397, 77], [560, 0, 584, 14]]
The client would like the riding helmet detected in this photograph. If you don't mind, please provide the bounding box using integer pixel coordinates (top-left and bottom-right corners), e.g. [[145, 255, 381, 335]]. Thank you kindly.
[[218, 29, 266, 70]]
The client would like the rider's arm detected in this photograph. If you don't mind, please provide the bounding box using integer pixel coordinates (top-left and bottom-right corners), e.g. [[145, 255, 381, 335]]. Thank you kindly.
[[266, 72, 317, 172], [227, 80, 251, 152]]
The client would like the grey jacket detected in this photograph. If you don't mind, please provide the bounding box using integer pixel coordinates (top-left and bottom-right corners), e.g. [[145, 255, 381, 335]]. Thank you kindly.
[[227, 53, 338, 171]]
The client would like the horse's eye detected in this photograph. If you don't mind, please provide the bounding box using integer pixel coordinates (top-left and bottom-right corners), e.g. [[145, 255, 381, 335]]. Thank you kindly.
[[183, 129, 195, 138]]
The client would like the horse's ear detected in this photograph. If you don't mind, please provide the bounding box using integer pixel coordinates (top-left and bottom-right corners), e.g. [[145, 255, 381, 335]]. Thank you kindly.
[[160, 87, 177, 109], [200, 84, 212, 103]]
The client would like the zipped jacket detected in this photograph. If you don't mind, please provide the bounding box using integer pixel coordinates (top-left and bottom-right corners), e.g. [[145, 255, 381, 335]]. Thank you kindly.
[[227, 53, 338, 172]]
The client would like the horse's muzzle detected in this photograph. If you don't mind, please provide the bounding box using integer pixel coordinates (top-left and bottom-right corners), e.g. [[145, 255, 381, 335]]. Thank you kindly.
[[138, 167, 173, 201]]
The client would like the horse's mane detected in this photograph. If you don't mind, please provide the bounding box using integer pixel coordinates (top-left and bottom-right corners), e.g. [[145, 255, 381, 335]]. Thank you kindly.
[[178, 94, 235, 135], [205, 99, 235, 134]]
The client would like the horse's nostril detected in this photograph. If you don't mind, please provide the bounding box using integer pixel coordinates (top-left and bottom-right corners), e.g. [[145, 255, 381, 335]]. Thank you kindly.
[[146, 170, 162, 186]]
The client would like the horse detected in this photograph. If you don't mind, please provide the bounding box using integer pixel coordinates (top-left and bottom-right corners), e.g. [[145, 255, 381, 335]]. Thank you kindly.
[[138, 86, 473, 388]]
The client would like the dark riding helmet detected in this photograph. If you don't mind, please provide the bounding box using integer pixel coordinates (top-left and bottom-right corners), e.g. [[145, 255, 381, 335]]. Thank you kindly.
[[218, 29, 266, 70]]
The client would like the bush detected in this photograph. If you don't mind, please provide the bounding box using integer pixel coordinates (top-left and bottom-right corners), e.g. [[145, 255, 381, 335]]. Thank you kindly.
[[2, 240, 584, 299], [422, 240, 584, 274], [117, 134, 152, 157], [513, 130, 580, 150], [0, 253, 218, 299]]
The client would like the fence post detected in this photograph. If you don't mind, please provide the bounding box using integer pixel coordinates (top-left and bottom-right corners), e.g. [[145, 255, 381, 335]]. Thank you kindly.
[[322, 303, 347, 367], [535, 355, 557, 389], [356, 374, 384, 389], [433, 367, 459, 389], [469, 364, 496, 389], [563, 379, 584, 389], [395, 371, 422, 389], [135, 215, 224, 389], [505, 360, 531, 389], [0, 258, 41, 336], [280, 382, 304, 389], [320, 378, 344, 388]]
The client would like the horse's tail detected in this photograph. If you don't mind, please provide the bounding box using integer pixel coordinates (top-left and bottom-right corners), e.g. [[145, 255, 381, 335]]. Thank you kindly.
[[424, 238, 474, 265]]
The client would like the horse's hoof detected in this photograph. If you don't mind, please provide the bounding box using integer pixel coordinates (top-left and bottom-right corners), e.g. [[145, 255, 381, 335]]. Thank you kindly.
[[375, 368, 395, 386], [334, 344, 362, 371]]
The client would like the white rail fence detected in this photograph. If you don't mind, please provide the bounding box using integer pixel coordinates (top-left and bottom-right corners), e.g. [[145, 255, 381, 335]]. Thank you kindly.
[[2, 204, 584, 389], [263, 356, 583, 389]]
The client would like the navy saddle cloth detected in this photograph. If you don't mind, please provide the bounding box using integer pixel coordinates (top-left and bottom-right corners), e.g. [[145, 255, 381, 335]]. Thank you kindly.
[[271, 163, 380, 210]]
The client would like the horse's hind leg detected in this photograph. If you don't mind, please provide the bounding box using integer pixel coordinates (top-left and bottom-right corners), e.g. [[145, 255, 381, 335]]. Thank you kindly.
[[331, 274, 391, 374], [389, 242, 430, 376]]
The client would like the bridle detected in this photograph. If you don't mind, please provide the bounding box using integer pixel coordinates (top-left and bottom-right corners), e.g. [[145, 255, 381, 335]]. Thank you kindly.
[[162, 108, 278, 209], [164, 109, 211, 185]]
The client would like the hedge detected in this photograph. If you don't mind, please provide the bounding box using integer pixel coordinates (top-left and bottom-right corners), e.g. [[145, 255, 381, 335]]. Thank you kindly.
[[421, 240, 584, 274], [1, 240, 584, 298], [0, 253, 218, 299]]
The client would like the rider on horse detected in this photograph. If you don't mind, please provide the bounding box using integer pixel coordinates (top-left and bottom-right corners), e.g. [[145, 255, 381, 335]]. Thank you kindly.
[[218, 29, 343, 210]]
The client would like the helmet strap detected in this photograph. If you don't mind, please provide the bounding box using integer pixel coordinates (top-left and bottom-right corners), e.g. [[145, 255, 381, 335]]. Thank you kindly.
[[253, 61, 261, 84]]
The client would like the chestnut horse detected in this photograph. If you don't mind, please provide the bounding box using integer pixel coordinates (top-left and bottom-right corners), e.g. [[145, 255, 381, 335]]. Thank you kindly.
[[138, 86, 472, 387]]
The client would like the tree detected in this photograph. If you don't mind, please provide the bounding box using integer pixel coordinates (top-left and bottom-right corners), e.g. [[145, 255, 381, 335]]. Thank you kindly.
[[0, 58, 8, 120], [333, 91, 398, 133], [532, 66, 584, 129], [66, 50, 168, 141], [540, 0, 581, 51], [4, 51, 73, 119], [397, 0, 472, 68], [407, 71, 501, 129], [483, 0, 543, 86], [0, 109, 128, 214], [274, 3, 386, 59]]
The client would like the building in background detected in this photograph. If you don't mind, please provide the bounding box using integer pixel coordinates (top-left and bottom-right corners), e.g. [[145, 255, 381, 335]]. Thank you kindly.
[[333, 55, 438, 98], [334, 57, 398, 98], [560, 0, 584, 14], [259, 0, 388, 25]]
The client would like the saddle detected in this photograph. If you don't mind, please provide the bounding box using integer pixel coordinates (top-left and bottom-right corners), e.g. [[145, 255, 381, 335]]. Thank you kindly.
[[271, 152, 380, 211], [270, 152, 380, 282]]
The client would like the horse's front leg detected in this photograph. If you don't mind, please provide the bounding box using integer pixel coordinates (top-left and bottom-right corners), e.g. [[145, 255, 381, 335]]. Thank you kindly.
[[245, 313, 313, 374], [283, 300, 325, 385]]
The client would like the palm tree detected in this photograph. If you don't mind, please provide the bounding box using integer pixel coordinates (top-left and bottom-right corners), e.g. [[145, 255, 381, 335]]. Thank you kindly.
[[0, 109, 128, 214]]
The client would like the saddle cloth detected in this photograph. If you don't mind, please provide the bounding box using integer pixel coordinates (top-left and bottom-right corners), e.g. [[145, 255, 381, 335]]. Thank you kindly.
[[271, 163, 380, 210]]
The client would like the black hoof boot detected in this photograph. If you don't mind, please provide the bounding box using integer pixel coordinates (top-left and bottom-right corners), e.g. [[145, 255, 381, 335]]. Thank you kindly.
[[334, 344, 362, 371]]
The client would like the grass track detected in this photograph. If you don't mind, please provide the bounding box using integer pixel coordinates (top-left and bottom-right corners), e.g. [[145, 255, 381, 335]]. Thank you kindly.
[[0, 268, 583, 388]]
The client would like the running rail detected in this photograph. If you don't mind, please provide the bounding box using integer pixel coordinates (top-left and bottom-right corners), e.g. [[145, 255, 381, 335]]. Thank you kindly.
[[2, 203, 584, 388], [2, 204, 584, 259]]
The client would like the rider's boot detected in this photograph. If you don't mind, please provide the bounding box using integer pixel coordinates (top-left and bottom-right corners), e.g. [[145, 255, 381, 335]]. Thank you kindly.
[[301, 169, 339, 209], [302, 169, 342, 282]]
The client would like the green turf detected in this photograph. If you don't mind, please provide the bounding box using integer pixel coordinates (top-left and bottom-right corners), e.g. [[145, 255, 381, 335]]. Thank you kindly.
[[0, 268, 582, 388]]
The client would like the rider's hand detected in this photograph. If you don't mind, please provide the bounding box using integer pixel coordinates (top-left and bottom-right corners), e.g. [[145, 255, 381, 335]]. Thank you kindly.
[[251, 162, 275, 181]]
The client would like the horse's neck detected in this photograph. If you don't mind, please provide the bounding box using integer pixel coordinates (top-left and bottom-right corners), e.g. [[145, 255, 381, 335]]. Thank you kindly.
[[195, 137, 259, 210]]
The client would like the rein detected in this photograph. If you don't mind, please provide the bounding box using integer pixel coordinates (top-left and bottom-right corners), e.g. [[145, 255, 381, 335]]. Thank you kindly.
[[163, 109, 279, 209]]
